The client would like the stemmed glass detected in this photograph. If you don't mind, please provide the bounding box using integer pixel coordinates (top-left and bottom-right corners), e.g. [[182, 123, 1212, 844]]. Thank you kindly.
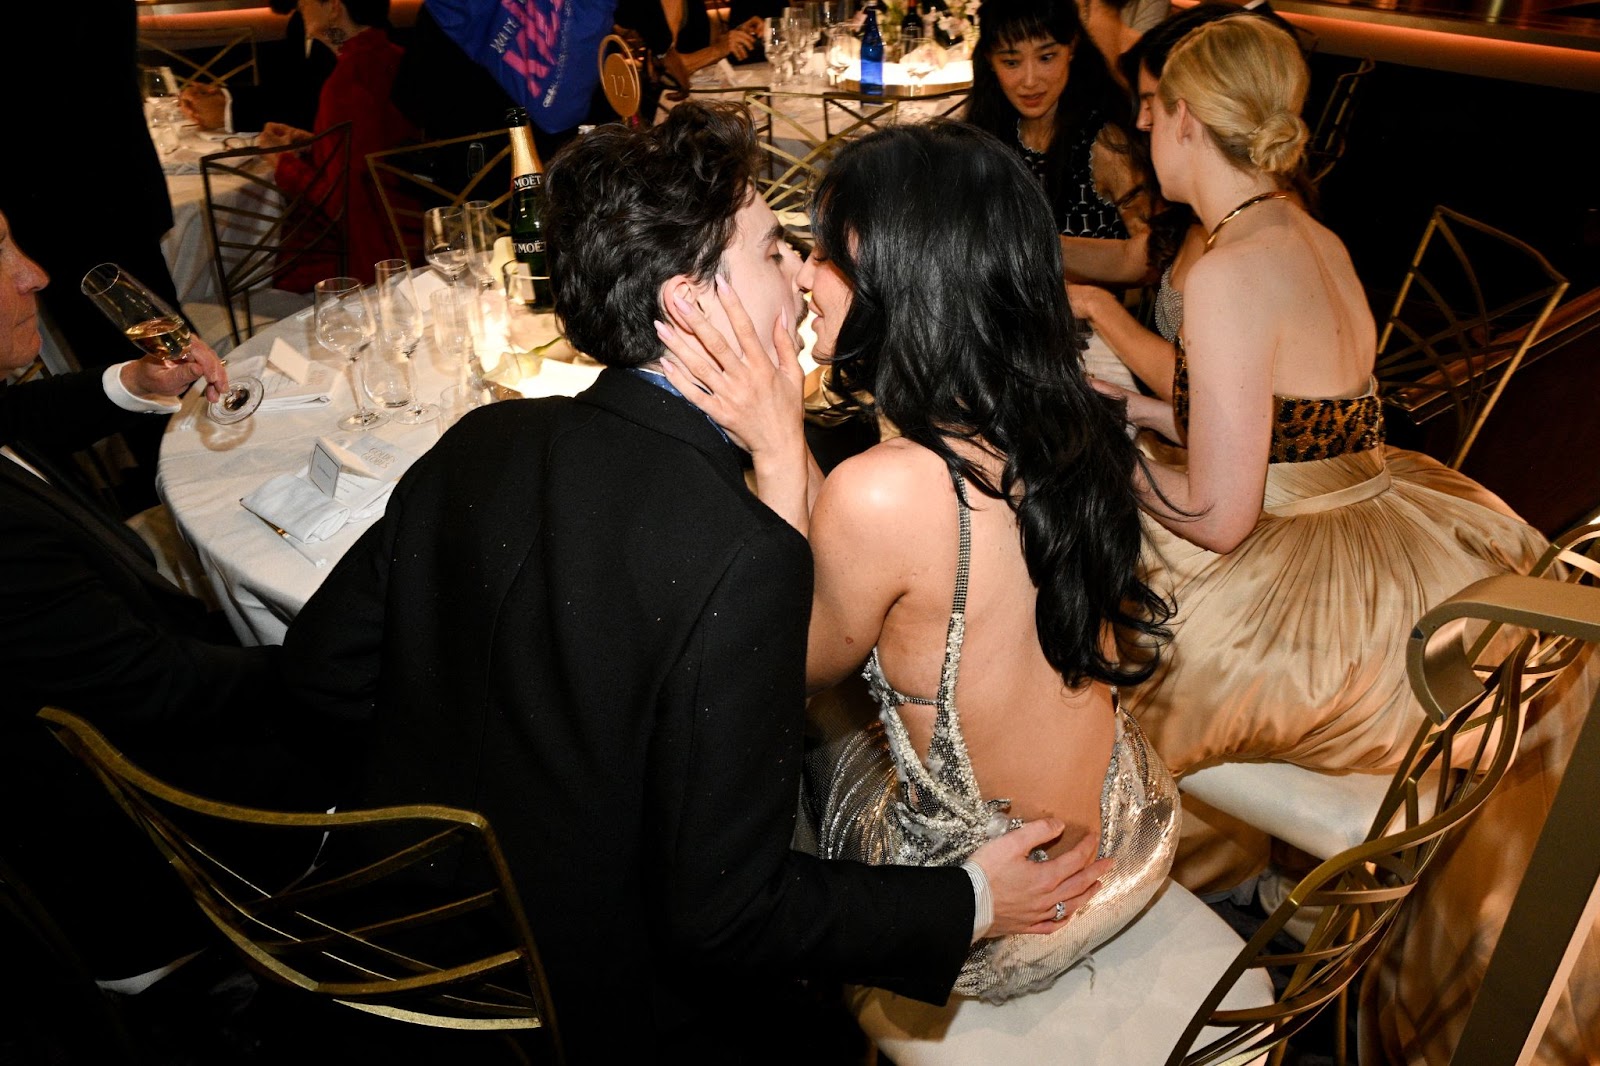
[[423, 206, 469, 288], [81, 263, 262, 425], [784, 13, 812, 78], [462, 200, 500, 293], [314, 277, 386, 430], [901, 25, 935, 95], [766, 19, 791, 86], [826, 26, 857, 86], [371, 260, 438, 424], [431, 287, 476, 387]]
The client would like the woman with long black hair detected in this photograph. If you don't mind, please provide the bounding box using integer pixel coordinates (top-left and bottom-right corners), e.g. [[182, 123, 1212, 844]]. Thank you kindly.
[[655, 120, 1180, 1005]]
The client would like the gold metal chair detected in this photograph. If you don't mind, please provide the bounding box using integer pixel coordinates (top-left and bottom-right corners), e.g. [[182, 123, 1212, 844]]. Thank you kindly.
[[1165, 571, 1577, 1066], [1376, 205, 1570, 469], [366, 130, 514, 267], [38, 707, 564, 1059], [1303, 56, 1374, 187], [197, 122, 352, 347], [138, 26, 259, 88]]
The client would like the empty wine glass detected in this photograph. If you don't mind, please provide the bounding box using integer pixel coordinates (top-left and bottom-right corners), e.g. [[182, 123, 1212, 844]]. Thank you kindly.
[[462, 200, 500, 292], [80, 263, 262, 425], [423, 206, 469, 287], [766, 19, 790, 85], [430, 287, 475, 386], [371, 259, 437, 425], [314, 277, 386, 430], [901, 25, 934, 94], [826, 26, 857, 85]]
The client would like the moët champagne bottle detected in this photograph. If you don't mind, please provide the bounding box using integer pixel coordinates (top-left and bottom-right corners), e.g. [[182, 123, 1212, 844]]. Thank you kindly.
[[507, 107, 553, 311]]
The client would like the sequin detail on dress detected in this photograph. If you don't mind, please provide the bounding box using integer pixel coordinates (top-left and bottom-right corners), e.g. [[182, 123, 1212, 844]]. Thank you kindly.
[[1016, 117, 1130, 240], [1171, 344, 1383, 463], [811, 471, 1179, 1002]]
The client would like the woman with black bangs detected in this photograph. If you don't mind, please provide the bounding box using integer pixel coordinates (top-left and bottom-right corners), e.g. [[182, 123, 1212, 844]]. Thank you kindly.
[[655, 120, 1181, 1006], [962, 0, 1153, 284]]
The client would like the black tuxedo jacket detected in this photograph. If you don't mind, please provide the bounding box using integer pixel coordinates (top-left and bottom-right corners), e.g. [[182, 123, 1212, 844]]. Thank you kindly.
[[285, 369, 972, 1059], [0, 371, 271, 728]]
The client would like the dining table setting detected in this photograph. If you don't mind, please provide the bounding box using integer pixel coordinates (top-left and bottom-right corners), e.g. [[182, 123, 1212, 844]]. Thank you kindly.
[[156, 259, 600, 646]]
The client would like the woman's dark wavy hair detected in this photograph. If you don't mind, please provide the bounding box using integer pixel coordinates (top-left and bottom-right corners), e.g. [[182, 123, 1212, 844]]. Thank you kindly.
[[1123, 4, 1315, 270], [542, 102, 757, 367], [814, 122, 1171, 688], [961, 0, 1139, 225]]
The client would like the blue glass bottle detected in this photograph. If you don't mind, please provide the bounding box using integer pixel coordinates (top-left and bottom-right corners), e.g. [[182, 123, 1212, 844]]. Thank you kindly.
[[860, 5, 884, 98]]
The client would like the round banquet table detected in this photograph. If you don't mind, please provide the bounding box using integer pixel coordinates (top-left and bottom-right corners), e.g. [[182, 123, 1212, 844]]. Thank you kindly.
[[155, 295, 600, 646]]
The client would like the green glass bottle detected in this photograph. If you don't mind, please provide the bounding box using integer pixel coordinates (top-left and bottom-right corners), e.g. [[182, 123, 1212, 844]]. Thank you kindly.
[[507, 107, 553, 311]]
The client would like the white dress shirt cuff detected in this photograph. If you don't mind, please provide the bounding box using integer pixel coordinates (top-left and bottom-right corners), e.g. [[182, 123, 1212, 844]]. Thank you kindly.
[[103, 363, 181, 413], [962, 860, 993, 943]]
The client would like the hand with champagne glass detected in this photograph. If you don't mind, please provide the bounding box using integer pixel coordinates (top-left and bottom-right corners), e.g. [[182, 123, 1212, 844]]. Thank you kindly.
[[314, 276, 386, 429], [370, 259, 438, 424], [423, 206, 469, 288], [80, 263, 262, 424]]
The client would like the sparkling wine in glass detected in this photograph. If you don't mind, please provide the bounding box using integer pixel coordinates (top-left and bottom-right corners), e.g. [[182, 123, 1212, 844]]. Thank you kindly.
[[372, 259, 437, 424], [81, 263, 262, 425], [314, 277, 386, 430], [423, 206, 469, 288]]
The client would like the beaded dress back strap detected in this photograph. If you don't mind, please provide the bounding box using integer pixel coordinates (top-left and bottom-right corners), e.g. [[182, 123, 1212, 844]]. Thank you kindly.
[[877, 469, 973, 710]]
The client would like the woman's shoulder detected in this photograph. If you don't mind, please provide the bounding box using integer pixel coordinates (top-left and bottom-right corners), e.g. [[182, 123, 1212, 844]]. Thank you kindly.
[[816, 439, 955, 528]]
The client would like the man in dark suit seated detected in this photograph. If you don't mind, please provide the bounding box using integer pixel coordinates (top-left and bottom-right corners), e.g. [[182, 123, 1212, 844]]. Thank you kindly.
[[283, 102, 1106, 1060], [0, 210, 298, 984]]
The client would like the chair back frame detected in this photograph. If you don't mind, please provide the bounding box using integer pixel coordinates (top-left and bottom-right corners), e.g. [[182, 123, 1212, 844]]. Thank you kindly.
[[1167, 581, 1545, 1066], [39, 707, 562, 1058], [139, 27, 260, 87], [200, 122, 353, 345], [1376, 205, 1569, 469], [366, 130, 514, 267], [1304, 57, 1374, 187]]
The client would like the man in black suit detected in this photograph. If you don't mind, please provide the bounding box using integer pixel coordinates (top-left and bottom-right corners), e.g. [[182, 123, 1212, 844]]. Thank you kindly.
[[0, 210, 290, 979], [283, 103, 1101, 1060]]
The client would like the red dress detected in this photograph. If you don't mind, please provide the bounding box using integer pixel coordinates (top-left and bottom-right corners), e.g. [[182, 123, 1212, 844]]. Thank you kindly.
[[275, 28, 417, 292]]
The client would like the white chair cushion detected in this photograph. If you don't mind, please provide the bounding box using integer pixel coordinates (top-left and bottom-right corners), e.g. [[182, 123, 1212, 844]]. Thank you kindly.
[[852, 879, 1273, 1065], [1180, 760, 1441, 862]]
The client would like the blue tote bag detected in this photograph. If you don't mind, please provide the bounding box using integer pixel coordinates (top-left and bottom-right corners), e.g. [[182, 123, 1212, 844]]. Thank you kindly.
[[429, 0, 619, 133]]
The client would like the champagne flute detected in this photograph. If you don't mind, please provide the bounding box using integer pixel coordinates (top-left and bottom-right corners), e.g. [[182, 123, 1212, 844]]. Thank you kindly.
[[80, 263, 262, 425], [462, 200, 500, 293], [422, 206, 469, 288], [430, 287, 476, 386], [372, 259, 437, 424], [313, 277, 386, 430]]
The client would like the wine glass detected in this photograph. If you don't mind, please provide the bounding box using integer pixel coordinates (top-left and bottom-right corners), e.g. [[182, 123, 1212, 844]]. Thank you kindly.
[[826, 26, 857, 86], [422, 206, 469, 288], [430, 287, 475, 386], [901, 25, 934, 94], [313, 277, 386, 430], [462, 200, 501, 292], [765, 19, 790, 85], [80, 263, 262, 425], [371, 260, 437, 425]]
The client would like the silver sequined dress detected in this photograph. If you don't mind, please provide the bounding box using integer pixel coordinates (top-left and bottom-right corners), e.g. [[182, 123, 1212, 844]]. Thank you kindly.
[[809, 473, 1180, 1002]]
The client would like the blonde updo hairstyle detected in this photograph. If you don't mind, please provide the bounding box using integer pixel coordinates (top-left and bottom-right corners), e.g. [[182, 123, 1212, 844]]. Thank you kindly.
[[1157, 17, 1309, 176]]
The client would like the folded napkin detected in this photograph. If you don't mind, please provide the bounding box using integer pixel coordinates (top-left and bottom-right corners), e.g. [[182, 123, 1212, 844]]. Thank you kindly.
[[241, 474, 350, 543], [161, 158, 201, 176]]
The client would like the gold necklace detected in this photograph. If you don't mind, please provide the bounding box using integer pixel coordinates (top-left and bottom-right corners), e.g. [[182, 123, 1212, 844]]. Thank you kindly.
[[1205, 191, 1290, 250]]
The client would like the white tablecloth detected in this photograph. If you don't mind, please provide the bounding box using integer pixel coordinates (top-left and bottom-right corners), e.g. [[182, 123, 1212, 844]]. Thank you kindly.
[[156, 291, 599, 646]]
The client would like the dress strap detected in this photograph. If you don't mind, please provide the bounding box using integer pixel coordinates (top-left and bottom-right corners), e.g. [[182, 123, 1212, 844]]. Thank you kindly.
[[934, 469, 973, 710]]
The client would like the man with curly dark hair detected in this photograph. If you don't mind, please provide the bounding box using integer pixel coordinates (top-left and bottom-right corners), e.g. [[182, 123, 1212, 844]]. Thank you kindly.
[[285, 102, 1099, 1060]]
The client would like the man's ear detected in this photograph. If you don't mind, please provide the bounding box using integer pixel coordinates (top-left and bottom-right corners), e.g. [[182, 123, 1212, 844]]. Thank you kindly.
[[658, 274, 709, 322]]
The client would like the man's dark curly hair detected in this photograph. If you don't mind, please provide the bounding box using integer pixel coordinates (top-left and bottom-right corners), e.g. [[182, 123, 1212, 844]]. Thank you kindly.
[[543, 103, 760, 368]]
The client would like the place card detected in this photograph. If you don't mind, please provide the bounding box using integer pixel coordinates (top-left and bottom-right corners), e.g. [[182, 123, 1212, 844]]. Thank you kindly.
[[268, 337, 314, 385], [317, 431, 420, 482], [307, 440, 342, 497]]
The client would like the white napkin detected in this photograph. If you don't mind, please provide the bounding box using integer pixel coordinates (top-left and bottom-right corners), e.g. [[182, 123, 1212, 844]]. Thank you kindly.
[[413, 268, 449, 308], [161, 158, 201, 176], [241, 474, 349, 542]]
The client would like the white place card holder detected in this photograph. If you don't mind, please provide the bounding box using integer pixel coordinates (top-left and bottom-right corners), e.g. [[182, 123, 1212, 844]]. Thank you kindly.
[[307, 440, 342, 497]]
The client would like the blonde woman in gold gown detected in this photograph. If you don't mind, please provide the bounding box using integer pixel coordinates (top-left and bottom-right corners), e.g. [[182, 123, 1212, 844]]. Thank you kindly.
[[1092, 16, 1599, 1061]]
